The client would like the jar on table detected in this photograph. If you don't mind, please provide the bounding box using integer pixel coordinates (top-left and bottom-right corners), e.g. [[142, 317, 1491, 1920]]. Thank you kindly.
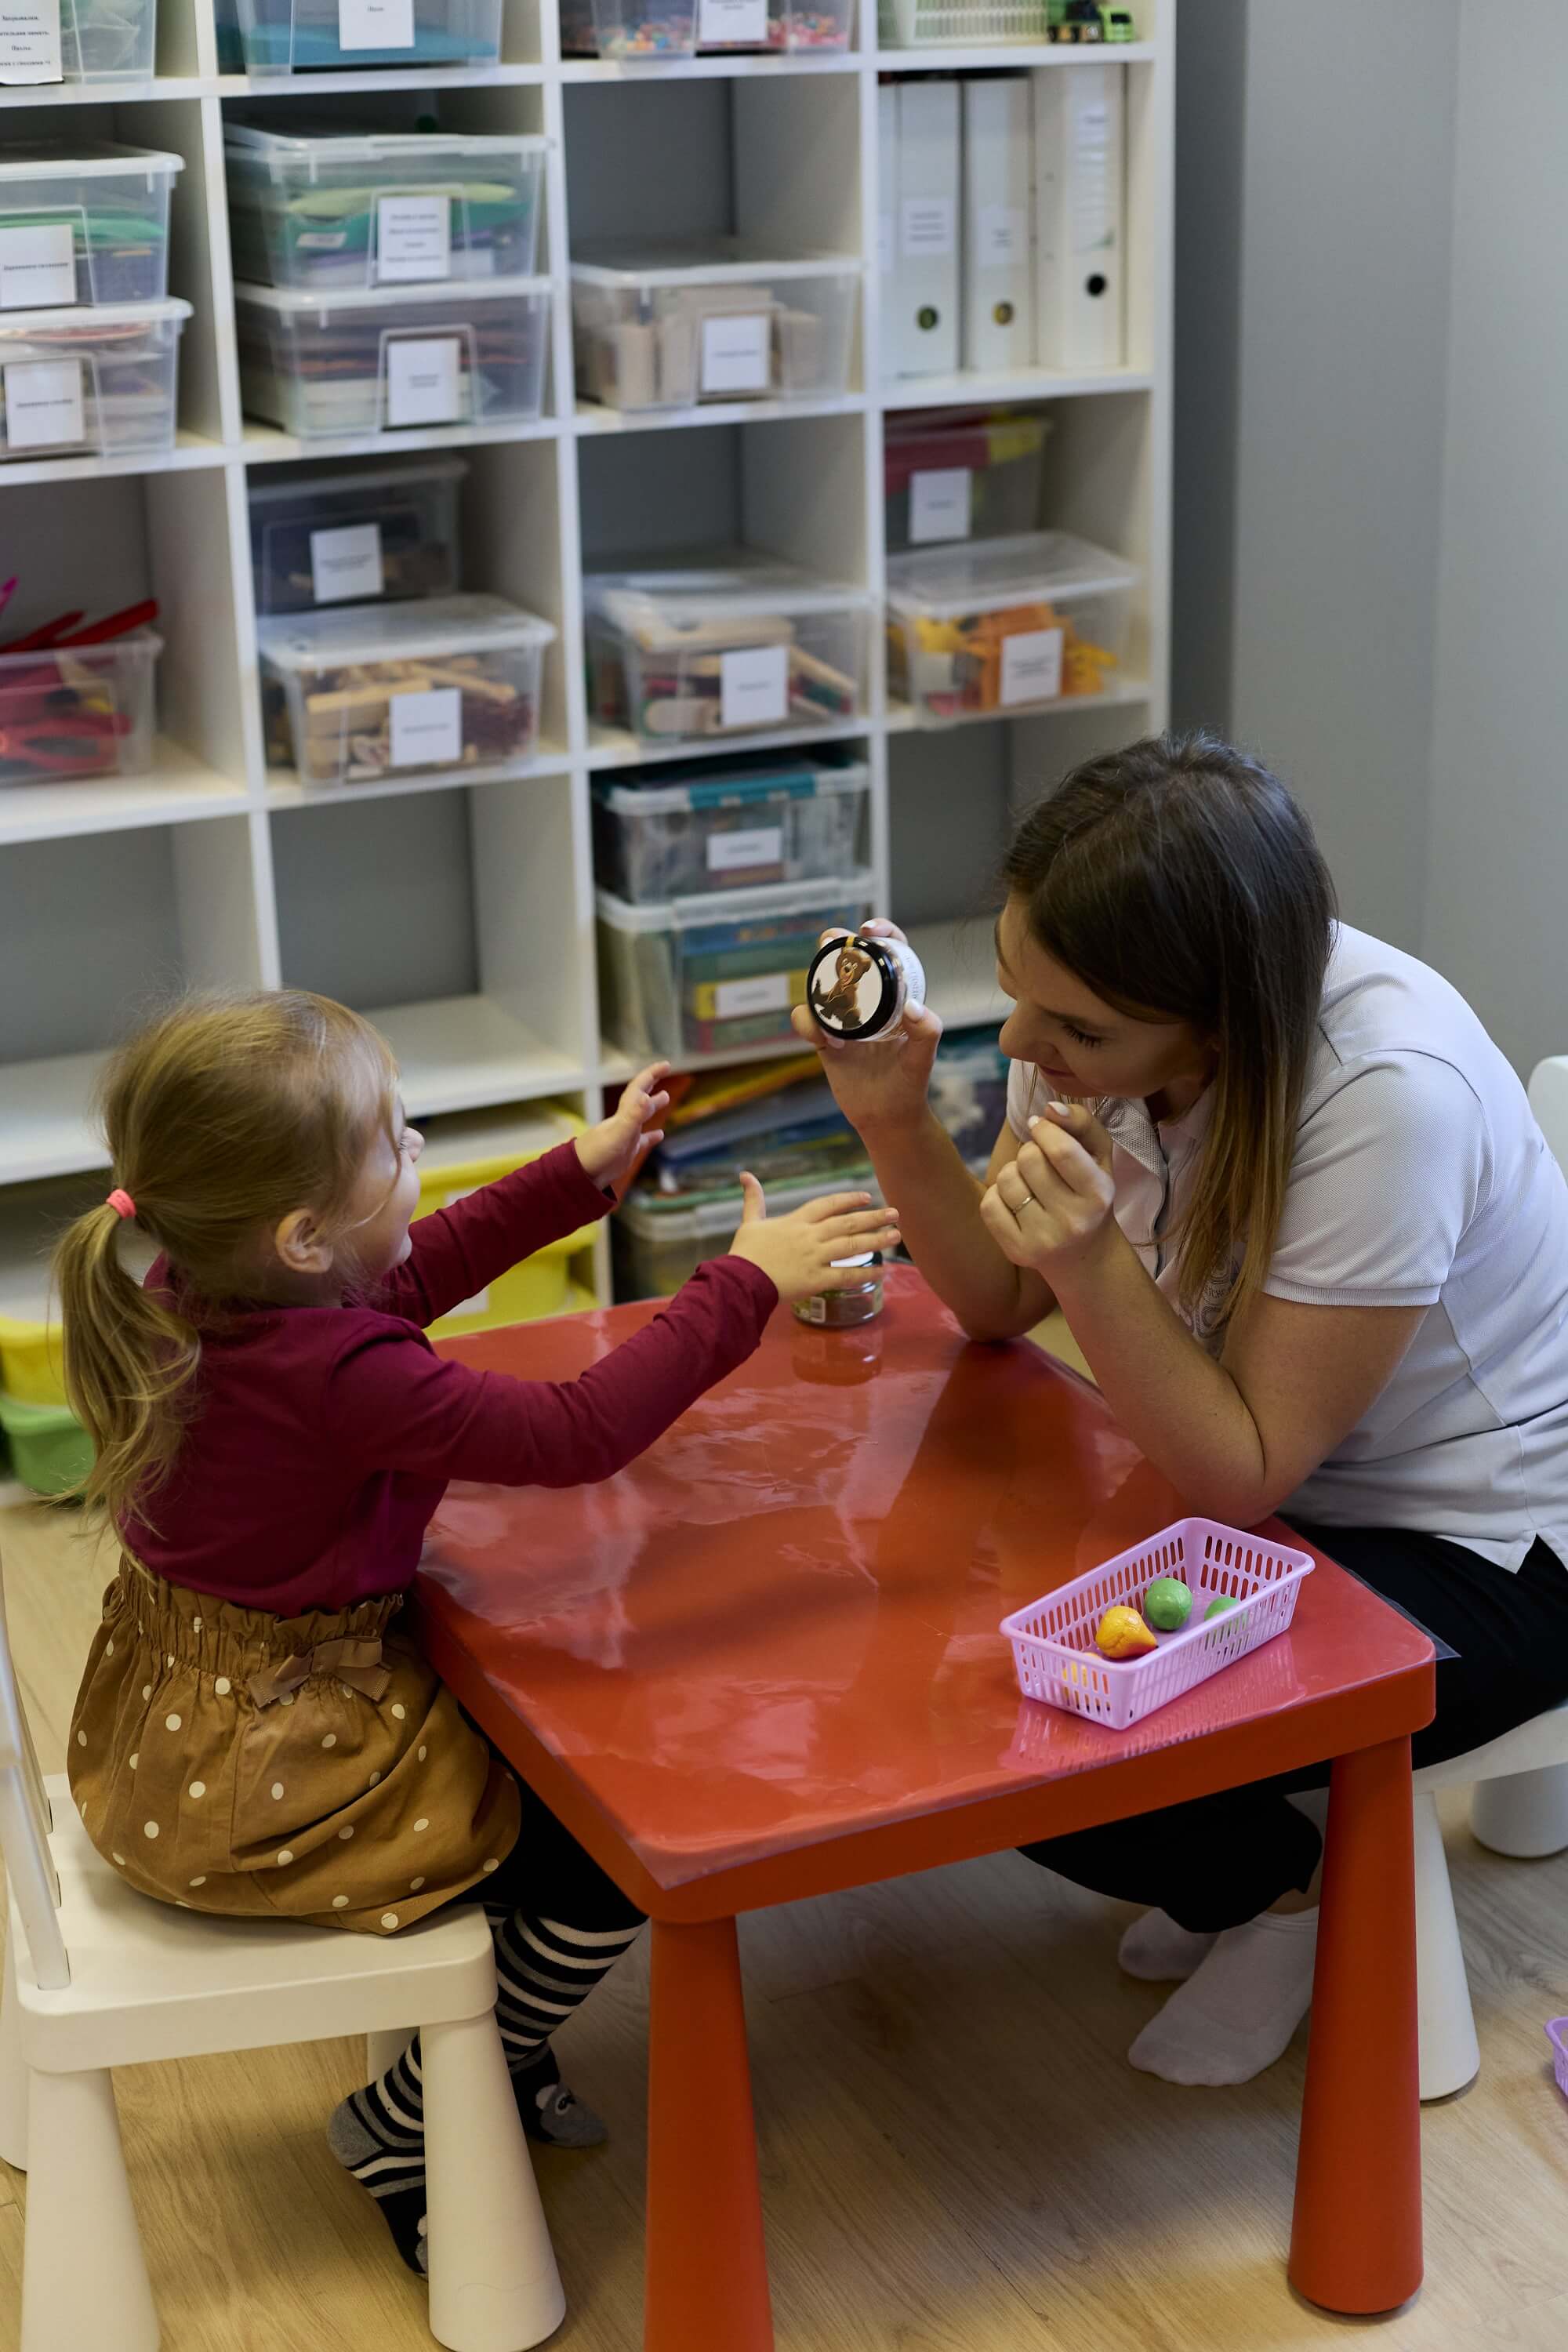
[[792, 1250, 884, 1329], [804, 931, 926, 1044]]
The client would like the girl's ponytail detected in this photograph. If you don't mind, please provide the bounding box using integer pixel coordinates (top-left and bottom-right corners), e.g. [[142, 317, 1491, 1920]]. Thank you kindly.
[[53, 1199, 198, 1523]]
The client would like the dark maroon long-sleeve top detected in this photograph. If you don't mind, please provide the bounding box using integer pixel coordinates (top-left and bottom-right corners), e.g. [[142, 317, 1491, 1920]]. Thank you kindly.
[[121, 1141, 779, 1617]]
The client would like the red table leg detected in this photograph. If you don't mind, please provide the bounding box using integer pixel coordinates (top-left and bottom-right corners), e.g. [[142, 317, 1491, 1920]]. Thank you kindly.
[[1290, 1735, 1422, 2314], [645, 1915, 774, 2352]]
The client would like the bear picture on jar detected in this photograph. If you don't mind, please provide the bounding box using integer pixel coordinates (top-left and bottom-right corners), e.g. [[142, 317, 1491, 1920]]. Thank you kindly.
[[805, 930, 928, 1046], [813, 939, 877, 1033]]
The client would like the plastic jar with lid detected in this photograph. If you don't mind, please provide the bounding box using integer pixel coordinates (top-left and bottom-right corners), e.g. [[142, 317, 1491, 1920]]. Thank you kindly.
[[804, 930, 926, 1045], [792, 1250, 884, 1328]]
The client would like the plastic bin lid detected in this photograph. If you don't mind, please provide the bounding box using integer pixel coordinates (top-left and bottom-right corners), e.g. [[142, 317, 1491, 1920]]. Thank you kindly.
[[0, 295, 191, 332], [0, 141, 184, 182], [258, 593, 555, 673], [234, 276, 551, 316], [617, 1171, 876, 1240], [586, 554, 872, 629], [885, 531, 1138, 619], [417, 1101, 582, 1175], [225, 122, 549, 165], [595, 870, 874, 931], [0, 628, 162, 672], [247, 455, 470, 507], [595, 753, 869, 815], [572, 238, 862, 289]]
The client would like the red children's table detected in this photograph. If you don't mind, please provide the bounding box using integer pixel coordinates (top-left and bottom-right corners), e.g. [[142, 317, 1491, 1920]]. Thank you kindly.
[[419, 1268, 1434, 2350]]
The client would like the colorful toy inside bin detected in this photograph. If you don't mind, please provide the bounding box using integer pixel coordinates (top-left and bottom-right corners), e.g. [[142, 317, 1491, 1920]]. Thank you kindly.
[[413, 1102, 597, 1338]]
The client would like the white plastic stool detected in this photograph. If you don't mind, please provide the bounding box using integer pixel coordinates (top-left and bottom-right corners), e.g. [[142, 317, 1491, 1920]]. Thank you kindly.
[[1413, 1704, 1568, 2100], [0, 1546, 565, 2352]]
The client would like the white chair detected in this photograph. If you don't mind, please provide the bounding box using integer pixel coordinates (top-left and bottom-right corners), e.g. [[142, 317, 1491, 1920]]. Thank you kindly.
[[1410, 1052, 1568, 2100], [0, 1548, 565, 2352]]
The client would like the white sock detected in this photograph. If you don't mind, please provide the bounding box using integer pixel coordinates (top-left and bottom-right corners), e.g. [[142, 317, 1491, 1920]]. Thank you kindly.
[[1128, 1907, 1318, 2086], [1117, 1908, 1218, 1983]]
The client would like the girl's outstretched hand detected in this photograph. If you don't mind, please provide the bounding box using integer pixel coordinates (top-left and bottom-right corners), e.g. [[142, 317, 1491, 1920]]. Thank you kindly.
[[978, 1102, 1116, 1279], [726, 1174, 902, 1305], [576, 1061, 672, 1189]]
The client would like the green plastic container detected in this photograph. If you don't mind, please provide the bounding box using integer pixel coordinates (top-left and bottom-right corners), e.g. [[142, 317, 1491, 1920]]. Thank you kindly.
[[0, 1392, 92, 1497]]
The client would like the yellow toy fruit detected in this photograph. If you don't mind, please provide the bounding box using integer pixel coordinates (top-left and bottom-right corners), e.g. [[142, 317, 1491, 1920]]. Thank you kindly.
[[1094, 1605, 1159, 1661]]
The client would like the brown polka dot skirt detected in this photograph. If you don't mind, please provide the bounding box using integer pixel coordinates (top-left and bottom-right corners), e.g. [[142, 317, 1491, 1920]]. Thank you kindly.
[[67, 1559, 521, 1935]]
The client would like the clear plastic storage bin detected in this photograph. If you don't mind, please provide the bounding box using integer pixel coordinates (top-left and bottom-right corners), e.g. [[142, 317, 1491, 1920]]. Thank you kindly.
[[697, 0, 853, 49], [558, 0, 695, 58], [415, 1102, 595, 1335], [885, 530, 1138, 723], [0, 146, 182, 308], [884, 411, 1050, 553], [225, 124, 546, 293], [258, 592, 554, 787], [234, 278, 550, 441], [586, 560, 869, 750], [216, 0, 502, 74], [572, 242, 859, 414], [597, 873, 873, 1061], [0, 297, 188, 463], [27, 0, 161, 82], [0, 631, 160, 785], [593, 751, 869, 902], [877, 0, 1050, 43], [249, 457, 466, 615]]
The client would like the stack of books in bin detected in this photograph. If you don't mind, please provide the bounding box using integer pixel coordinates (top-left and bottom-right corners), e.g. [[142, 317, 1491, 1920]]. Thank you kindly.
[[612, 1029, 1013, 1300]]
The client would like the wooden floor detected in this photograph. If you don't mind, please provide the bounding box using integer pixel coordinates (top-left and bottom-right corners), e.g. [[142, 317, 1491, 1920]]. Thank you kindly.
[[3, 1475, 1568, 2350]]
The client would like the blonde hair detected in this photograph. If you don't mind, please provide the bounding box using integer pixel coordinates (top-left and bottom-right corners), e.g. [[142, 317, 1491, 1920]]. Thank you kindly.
[[53, 991, 399, 1526], [1003, 733, 1336, 1333]]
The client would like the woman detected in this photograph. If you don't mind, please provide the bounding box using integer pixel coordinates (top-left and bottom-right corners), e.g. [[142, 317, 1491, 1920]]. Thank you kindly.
[[795, 731, 1568, 2087]]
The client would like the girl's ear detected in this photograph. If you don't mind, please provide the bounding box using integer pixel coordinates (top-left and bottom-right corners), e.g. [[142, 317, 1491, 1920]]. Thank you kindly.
[[273, 1207, 334, 1277]]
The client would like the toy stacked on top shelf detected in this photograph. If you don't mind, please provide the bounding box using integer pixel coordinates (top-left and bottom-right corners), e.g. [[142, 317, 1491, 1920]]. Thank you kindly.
[[0, 0, 1171, 1388]]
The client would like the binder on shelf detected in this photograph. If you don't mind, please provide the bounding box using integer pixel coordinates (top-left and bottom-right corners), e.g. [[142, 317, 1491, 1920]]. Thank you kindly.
[[961, 76, 1034, 376], [877, 80, 898, 383], [1033, 61, 1125, 373], [888, 78, 960, 380]]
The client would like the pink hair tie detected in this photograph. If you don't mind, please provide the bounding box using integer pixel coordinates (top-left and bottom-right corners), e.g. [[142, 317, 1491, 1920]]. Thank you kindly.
[[107, 1188, 136, 1221]]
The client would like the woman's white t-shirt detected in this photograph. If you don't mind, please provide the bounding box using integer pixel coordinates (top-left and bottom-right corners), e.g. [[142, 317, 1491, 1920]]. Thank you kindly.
[[1004, 923, 1568, 1570]]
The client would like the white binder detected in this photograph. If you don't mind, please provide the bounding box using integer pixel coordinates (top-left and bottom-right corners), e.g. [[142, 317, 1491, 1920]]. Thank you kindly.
[[877, 80, 899, 383], [961, 76, 1034, 375], [889, 78, 960, 379], [1033, 61, 1124, 372]]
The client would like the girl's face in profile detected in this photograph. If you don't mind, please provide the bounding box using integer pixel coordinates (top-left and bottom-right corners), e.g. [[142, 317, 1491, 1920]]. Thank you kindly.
[[993, 895, 1212, 1109]]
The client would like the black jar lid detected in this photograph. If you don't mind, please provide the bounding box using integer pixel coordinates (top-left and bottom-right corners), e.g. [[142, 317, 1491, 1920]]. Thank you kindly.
[[805, 933, 904, 1042]]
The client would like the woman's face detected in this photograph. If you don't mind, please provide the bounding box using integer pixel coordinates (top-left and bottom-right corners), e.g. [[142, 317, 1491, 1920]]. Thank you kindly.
[[994, 895, 1212, 1105]]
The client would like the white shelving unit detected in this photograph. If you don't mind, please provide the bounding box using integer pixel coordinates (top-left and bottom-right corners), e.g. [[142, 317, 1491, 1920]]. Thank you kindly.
[[0, 0, 1174, 1310]]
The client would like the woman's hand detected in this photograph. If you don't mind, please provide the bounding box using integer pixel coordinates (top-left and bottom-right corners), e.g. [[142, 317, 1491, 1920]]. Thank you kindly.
[[576, 1062, 671, 1189], [790, 920, 943, 1137], [978, 1102, 1117, 1280], [726, 1175, 902, 1305]]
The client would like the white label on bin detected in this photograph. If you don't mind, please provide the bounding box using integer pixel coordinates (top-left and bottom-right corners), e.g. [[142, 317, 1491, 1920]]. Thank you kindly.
[[901, 198, 955, 261], [376, 194, 452, 286], [0, 0, 62, 82], [310, 522, 384, 605], [720, 644, 789, 731], [707, 825, 783, 874], [715, 973, 790, 1020], [338, 0, 414, 46], [1000, 627, 1064, 708], [390, 686, 462, 768], [385, 336, 462, 427], [0, 223, 74, 309], [699, 312, 769, 398], [698, 0, 767, 39], [909, 467, 971, 546], [976, 205, 1026, 269], [3, 359, 82, 449]]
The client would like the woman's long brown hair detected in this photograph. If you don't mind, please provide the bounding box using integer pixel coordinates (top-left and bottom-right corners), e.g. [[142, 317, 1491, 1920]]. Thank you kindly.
[[1003, 731, 1337, 1330], [53, 991, 399, 1525]]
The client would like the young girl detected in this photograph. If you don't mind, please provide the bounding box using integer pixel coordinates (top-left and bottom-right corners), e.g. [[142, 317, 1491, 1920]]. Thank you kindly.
[[796, 731, 1568, 2089], [57, 989, 898, 2277]]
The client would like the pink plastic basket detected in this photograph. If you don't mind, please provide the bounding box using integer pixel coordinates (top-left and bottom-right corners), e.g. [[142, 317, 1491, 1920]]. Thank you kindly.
[[1000, 1516, 1315, 1733], [1547, 2017, 1568, 2100]]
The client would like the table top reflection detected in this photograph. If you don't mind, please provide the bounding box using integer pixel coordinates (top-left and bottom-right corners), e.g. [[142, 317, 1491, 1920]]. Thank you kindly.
[[419, 1269, 1434, 1897]]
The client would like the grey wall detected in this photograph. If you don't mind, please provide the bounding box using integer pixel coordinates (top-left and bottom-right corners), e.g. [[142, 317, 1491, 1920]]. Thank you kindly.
[[1173, 0, 1461, 953], [1421, 2, 1568, 1076]]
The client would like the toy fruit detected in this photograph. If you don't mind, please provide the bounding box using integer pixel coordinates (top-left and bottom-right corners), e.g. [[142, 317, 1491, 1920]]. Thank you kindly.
[[1203, 1595, 1238, 1622], [1142, 1576, 1192, 1632], [1094, 1604, 1158, 1660]]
